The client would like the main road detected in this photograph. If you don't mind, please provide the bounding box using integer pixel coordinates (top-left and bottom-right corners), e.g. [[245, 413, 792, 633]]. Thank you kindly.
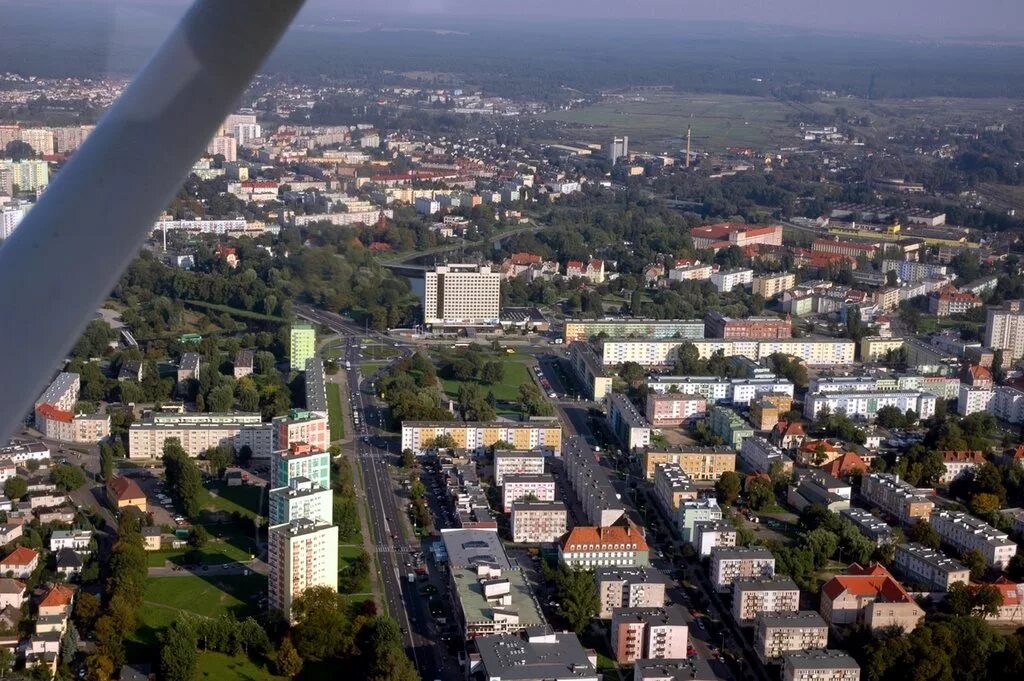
[[297, 306, 449, 681]]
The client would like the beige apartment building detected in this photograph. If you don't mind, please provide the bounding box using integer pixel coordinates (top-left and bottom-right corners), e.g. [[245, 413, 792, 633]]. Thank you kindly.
[[782, 650, 860, 681], [401, 421, 562, 455], [753, 273, 797, 300], [510, 501, 567, 544], [129, 412, 273, 459], [755, 611, 828, 662], [652, 463, 698, 516], [710, 547, 776, 591], [985, 300, 1024, 360], [610, 606, 688, 665], [595, 567, 670, 619], [424, 263, 501, 327], [641, 447, 736, 481], [501, 474, 556, 512], [820, 564, 923, 633], [860, 473, 934, 524], [732, 577, 800, 623], [268, 519, 338, 622], [493, 450, 546, 485]]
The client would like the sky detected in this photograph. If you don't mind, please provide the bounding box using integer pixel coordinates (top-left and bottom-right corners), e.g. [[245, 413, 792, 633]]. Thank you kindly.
[[24, 0, 1024, 39], [317, 0, 1024, 38]]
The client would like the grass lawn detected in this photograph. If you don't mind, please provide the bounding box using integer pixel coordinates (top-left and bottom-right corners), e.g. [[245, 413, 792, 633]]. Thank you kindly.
[[205, 481, 262, 519], [197, 651, 285, 681], [338, 543, 371, 594], [441, 359, 533, 403], [136, 574, 266, 645], [360, 343, 401, 360], [327, 383, 345, 441]]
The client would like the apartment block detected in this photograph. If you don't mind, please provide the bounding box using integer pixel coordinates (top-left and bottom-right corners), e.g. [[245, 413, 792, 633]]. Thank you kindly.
[[610, 606, 688, 664], [641, 447, 736, 481], [938, 450, 986, 484], [424, 263, 501, 327], [645, 393, 708, 427], [709, 546, 775, 591], [839, 508, 895, 546], [708, 406, 754, 451], [595, 567, 670, 619], [560, 524, 650, 569], [607, 393, 652, 451], [754, 612, 828, 662], [500, 474, 556, 512], [494, 449, 546, 485], [679, 498, 723, 543], [754, 273, 797, 300], [690, 223, 783, 251], [732, 576, 800, 623], [782, 650, 860, 681], [304, 357, 328, 418], [510, 500, 567, 544], [562, 319, 703, 343], [604, 338, 853, 368], [930, 509, 1018, 570], [268, 519, 338, 622], [473, 630, 599, 681], [646, 376, 794, 406], [804, 390, 936, 421], [633, 658, 719, 681], [693, 520, 737, 558], [740, 437, 794, 474], [705, 311, 792, 339], [652, 463, 697, 516], [268, 477, 332, 526], [860, 336, 907, 362], [401, 421, 562, 455], [985, 300, 1024, 360], [568, 342, 615, 400], [273, 409, 329, 453], [289, 324, 316, 371], [177, 352, 201, 382], [35, 373, 79, 412], [860, 473, 934, 524], [271, 443, 331, 491], [894, 543, 970, 591], [710, 268, 754, 293], [563, 436, 626, 526], [128, 412, 272, 459]]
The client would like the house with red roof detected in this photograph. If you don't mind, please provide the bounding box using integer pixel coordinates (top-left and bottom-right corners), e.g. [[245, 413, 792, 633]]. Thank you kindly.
[[565, 258, 606, 284], [0, 547, 38, 579], [819, 451, 869, 479], [797, 439, 842, 466], [820, 563, 923, 633], [964, 364, 993, 389], [976, 578, 1024, 625], [38, 584, 75, 617], [770, 420, 806, 451], [106, 476, 147, 514], [560, 523, 649, 569], [938, 450, 987, 484]]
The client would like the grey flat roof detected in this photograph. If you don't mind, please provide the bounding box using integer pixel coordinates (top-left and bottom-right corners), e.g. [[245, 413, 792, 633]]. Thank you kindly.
[[441, 528, 511, 570], [634, 658, 720, 681], [733, 576, 799, 592], [475, 632, 596, 680], [594, 566, 671, 586], [38, 372, 78, 404], [783, 649, 860, 670], [756, 611, 827, 628]]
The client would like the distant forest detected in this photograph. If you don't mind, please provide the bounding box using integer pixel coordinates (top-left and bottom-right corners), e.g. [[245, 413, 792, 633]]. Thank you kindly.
[[3, 1, 1024, 101]]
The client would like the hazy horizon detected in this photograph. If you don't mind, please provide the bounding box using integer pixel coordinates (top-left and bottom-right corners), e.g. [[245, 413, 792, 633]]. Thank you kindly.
[[63, 0, 1024, 39]]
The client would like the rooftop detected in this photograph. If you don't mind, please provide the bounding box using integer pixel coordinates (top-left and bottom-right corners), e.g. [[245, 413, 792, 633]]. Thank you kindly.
[[474, 630, 596, 681], [733, 576, 799, 593], [710, 546, 774, 561], [634, 658, 719, 681], [611, 604, 687, 627], [107, 476, 146, 501], [442, 528, 511, 570], [562, 524, 649, 553], [821, 563, 914, 604], [896, 543, 968, 575], [594, 567, 672, 586], [756, 611, 827, 628], [783, 649, 860, 670]]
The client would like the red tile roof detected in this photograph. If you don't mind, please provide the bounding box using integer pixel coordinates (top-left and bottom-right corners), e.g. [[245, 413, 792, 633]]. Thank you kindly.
[[819, 451, 869, 478], [940, 451, 986, 465], [39, 584, 74, 609], [562, 524, 649, 553], [821, 563, 913, 604], [968, 365, 992, 382], [0, 547, 38, 567], [107, 476, 145, 502], [35, 404, 73, 424]]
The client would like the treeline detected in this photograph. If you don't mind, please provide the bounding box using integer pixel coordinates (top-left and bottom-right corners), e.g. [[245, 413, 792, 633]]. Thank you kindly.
[[377, 352, 452, 423]]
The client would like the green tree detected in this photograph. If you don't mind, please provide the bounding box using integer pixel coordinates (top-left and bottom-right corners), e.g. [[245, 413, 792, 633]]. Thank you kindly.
[[400, 448, 416, 468], [619, 361, 646, 387], [188, 526, 210, 550], [50, 464, 87, 491], [716, 471, 741, 505], [276, 637, 303, 678], [0, 647, 12, 678], [945, 582, 974, 616], [235, 378, 260, 412], [480, 361, 505, 385], [906, 520, 941, 549], [290, 585, 352, 660], [207, 383, 236, 412], [559, 568, 599, 633], [159, 620, 198, 681], [163, 440, 204, 519], [962, 549, 988, 581], [747, 476, 775, 511], [3, 477, 27, 501], [100, 444, 115, 482], [804, 528, 839, 568], [333, 497, 360, 541], [204, 445, 234, 476], [73, 592, 101, 633]]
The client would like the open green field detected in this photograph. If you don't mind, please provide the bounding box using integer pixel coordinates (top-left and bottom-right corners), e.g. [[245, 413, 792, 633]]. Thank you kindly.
[[441, 358, 533, 403], [197, 651, 285, 681], [136, 574, 266, 645], [543, 93, 801, 151], [205, 481, 262, 519], [327, 383, 345, 441]]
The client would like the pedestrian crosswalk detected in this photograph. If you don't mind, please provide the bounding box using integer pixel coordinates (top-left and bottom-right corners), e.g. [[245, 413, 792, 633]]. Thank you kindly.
[[373, 543, 416, 554]]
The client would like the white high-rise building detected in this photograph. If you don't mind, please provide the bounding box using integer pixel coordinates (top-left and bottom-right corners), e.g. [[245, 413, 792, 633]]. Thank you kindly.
[[1, 205, 26, 239], [207, 135, 238, 163], [986, 300, 1024, 360], [423, 263, 501, 327], [268, 518, 338, 621], [233, 123, 263, 146], [607, 136, 629, 161], [268, 477, 333, 526]]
